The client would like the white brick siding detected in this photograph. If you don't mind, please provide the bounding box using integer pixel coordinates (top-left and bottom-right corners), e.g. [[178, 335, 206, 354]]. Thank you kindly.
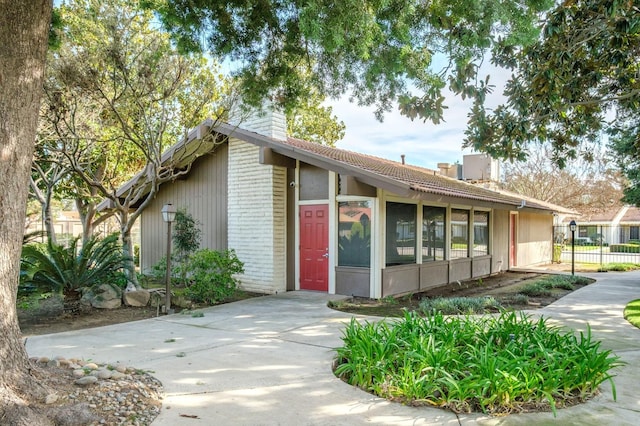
[[229, 102, 287, 141], [228, 138, 287, 294]]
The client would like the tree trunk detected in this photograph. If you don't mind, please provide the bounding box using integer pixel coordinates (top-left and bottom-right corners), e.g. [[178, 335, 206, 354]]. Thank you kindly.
[[119, 211, 140, 290], [43, 189, 57, 246], [0, 0, 55, 424]]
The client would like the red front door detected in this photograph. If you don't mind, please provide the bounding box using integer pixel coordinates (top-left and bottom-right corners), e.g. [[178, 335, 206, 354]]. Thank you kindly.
[[300, 205, 329, 291]]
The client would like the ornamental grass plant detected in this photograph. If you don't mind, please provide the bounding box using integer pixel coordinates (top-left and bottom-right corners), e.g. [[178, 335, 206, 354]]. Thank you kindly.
[[334, 311, 621, 416]]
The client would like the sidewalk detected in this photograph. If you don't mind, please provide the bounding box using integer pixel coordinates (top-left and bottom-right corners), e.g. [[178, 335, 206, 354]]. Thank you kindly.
[[25, 271, 640, 425]]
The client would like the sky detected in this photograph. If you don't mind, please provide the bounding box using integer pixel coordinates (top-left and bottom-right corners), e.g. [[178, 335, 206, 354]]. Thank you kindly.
[[326, 63, 510, 171], [327, 95, 478, 171]]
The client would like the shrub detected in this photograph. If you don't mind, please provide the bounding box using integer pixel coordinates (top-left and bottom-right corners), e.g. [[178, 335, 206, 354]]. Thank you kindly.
[[21, 234, 128, 295], [609, 244, 640, 253], [334, 311, 621, 416], [599, 263, 640, 272], [519, 282, 553, 297], [184, 249, 244, 304], [419, 296, 501, 315]]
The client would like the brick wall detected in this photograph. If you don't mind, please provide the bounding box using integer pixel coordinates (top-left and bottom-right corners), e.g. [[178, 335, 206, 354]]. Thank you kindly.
[[227, 106, 287, 294]]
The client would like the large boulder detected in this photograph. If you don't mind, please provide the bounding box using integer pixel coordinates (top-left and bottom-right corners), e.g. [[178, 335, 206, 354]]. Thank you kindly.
[[123, 289, 150, 307], [80, 284, 122, 309]]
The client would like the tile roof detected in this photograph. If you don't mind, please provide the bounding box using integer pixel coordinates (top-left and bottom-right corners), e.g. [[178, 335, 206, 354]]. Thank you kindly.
[[282, 136, 571, 213]]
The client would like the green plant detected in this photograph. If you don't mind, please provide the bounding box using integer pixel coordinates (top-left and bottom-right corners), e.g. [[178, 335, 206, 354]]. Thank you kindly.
[[624, 299, 640, 329], [381, 295, 398, 305], [419, 296, 501, 315], [184, 249, 245, 304], [172, 209, 202, 284], [334, 311, 622, 416], [21, 233, 128, 295], [598, 263, 640, 272]]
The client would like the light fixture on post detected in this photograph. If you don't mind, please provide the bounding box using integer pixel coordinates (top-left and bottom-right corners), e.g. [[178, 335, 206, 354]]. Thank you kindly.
[[569, 220, 577, 276], [162, 203, 177, 314]]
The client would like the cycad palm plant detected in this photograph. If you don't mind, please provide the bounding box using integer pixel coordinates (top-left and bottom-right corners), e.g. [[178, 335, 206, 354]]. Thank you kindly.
[[21, 233, 128, 295]]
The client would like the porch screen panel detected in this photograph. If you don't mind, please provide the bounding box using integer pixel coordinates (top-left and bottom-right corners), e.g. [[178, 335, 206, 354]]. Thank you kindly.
[[473, 211, 489, 256], [450, 209, 469, 259], [423, 206, 445, 261], [386, 202, 416, 266], [338, 201, 372, 267]]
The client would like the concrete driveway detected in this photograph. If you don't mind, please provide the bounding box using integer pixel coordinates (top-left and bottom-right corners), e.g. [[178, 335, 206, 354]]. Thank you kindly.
[[26, 272, 640, 425]]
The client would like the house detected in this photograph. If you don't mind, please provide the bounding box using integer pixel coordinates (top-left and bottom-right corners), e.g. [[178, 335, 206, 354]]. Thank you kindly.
[[562, 205, 640, 245], [124, 106, 572, 298]]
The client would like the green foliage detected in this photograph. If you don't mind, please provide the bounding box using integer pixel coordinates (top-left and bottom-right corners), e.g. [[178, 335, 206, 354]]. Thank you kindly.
[[286, 88, 345, 146], [623, 299, 640, 329], [598, 263, 640, 272], [610, 244, 640, 254], [518, 275, 590, 296], [334, 311, 621, 415], [21, 233, 128, 295], [172, 209, 202, 285], [419, 296, 501, 315], [172, 209, 202, 259], [145, 0, 552, 121], [184, 249, 245, 305], [464, 0, 640, 202]]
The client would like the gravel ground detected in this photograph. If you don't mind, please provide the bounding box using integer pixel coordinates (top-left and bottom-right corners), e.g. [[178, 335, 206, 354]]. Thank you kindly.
[[29, 356, 163, 426]]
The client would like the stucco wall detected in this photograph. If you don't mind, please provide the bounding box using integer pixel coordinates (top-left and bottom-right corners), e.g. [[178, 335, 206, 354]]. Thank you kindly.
[[517, 211, 553, 266], [492, 209, 510, 272]]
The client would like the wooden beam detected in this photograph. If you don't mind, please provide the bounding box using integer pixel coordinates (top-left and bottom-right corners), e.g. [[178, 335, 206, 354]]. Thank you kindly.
[[259, 147, 296, 168]]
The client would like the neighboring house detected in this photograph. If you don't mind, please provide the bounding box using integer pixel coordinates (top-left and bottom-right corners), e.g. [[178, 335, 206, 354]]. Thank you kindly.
[[562, 206, 640, 245], [113, 106, 573, 298]]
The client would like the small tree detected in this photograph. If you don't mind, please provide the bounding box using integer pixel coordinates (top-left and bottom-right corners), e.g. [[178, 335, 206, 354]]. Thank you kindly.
[[172, 209, 202, 285]]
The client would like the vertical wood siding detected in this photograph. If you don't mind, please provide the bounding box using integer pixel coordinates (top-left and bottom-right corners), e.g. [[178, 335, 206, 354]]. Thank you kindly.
[[140, 145, 228, 272]]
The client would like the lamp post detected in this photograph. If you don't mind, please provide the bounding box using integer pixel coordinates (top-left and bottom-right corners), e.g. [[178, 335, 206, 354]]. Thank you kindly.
[[162, 203, 177, 314], [569, 220, 577, 276]]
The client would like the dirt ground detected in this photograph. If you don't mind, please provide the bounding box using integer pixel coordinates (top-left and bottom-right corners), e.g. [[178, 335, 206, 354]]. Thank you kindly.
[[330, 269, 593, 317], [19, 266, 590, 336]]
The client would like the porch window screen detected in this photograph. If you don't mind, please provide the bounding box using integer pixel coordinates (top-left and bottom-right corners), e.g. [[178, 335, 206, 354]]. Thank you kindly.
[[386, 202, 416, 266], [423, 206, 445, 261], [450, 209, 469, 259], [338, 201, 372, 267], [473, 211, 489, 256]]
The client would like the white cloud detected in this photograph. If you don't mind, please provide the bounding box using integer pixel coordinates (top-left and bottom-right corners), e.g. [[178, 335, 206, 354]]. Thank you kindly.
[[327, 65, 511, 170]]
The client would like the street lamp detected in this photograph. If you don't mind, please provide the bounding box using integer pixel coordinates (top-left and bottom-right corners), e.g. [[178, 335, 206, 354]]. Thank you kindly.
[[162, 203, 177, 314], [569, 220, 577, 276]]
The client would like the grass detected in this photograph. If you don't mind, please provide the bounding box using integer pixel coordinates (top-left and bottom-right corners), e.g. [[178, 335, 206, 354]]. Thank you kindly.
[[598, 263, 640, 272], [419, 296, 501, 315], [334, 311, 621, 416], [623, 299, 640, 329], [519, 275, 591, 297]]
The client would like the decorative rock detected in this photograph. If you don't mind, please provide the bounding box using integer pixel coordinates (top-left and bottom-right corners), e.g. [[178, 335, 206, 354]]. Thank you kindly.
[[45, 393, 58, 404], [75, 376, 99, 386], [110, 371, 126, 380], [123, 289, 151, 307], [91, 369, 113, 379], [47, 359, 60, 367], [37, 356, 50, 364], [114, 365, 127, 373], [73, 369, 86, 378], [80, 284, 122, 309], [84, 362, 99, 370]]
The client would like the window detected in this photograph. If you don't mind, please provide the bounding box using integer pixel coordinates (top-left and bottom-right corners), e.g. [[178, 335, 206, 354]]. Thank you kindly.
[[450, 209, 469, 259], [423, 206, 445, 261], [473, 211, 489, 256], [386, 202, 416, 266], [338, 201, 371, 267], [630, 226, 639, 241]]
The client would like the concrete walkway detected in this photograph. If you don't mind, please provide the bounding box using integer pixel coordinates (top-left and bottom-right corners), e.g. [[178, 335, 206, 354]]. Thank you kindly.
[[26, 271, 640, 425]]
